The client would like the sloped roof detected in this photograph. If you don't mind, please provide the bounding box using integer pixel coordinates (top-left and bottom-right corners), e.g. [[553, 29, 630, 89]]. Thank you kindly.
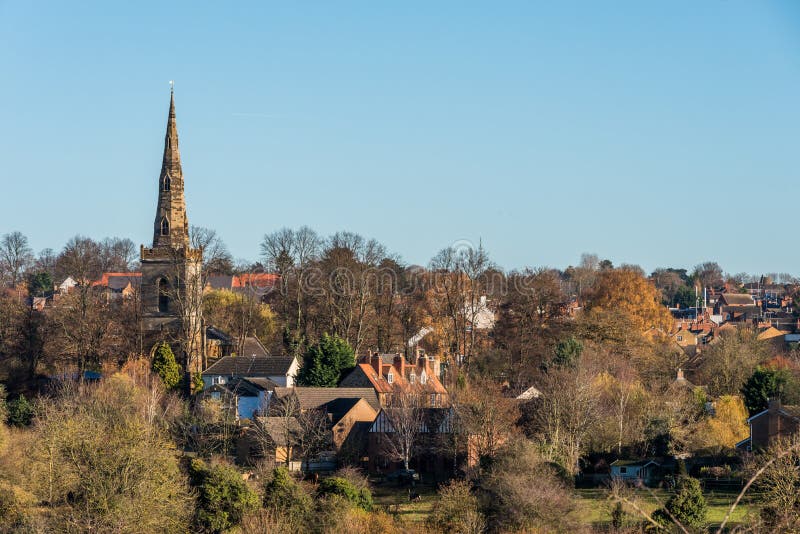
[[107, 275, 142, 290], [719, 293, 755, 306], [206, 275, 234, 290], [273, 387, 381, 412], [758, 326, 785, 341], [92, 272, 142, 287], [340, 360, 448, 396], [254, 416, 300, 446], [239, 337, 269, 357], [233, 273, 279, 289], [206, 325, 233, 343], [243, 377, 279, 391], [203, 354, 295, 377]]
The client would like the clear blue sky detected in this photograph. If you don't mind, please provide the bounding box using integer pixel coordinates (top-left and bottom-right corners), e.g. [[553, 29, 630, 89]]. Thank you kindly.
[[1, 1, 799, 274]]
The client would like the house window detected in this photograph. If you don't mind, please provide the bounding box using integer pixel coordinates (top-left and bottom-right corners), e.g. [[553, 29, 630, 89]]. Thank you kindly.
[[430, 393, 436, 406], [387, 371, 394, 384], [158, 278, 169, 313], [420, 372, 427, 385], [620, 467, 627, 474], [211, 392, 220, 400], [409, 372, 416, 384], [677, 335, 683, 342], [163, 175, 171, 191], [160, 218, 170, 236]]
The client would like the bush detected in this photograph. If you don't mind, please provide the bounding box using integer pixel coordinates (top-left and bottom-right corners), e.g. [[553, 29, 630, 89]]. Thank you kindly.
[[317, 476, 373, 511], [263, 467, 312, 525], [7, 395, 33, 427], [189, 459, 259, 532], [653, 476, 707, 528], [151, 342, 181, 390], [427, 479, 485, 534]]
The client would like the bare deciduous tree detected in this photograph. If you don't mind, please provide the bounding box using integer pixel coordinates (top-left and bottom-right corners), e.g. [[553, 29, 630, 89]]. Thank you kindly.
[[0, 231, 34, 288]]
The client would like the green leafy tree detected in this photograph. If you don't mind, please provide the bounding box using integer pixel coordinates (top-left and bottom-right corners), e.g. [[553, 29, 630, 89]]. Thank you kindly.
[[151, 342, 181, 390], [189, 459, 259, 532], [317, 476, 373, 511], [552, 336, 583, 368], [653, 476, 707, 528], [27, 272, 53, 297], [296, 333, 355, 387], [741, 366, 800, 415], [673, 285, 696, 309], [7, 395, 33, 427]]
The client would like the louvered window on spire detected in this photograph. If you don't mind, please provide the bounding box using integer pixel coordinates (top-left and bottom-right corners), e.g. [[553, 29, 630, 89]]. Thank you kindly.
[[160, 218, 170, 236], [163, 175, 171, 191]]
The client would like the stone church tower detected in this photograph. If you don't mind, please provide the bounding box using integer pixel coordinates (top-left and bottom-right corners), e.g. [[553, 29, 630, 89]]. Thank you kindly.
[[140, 89, 203, 373]]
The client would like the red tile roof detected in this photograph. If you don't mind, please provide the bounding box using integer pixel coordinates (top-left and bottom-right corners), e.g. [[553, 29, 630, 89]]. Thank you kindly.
[[232, 273, 279, 289], [92, 272, 142, 287]]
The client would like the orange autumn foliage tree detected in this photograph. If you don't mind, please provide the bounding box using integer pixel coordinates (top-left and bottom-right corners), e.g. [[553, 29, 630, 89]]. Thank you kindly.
[[585, 268, 673, 335]]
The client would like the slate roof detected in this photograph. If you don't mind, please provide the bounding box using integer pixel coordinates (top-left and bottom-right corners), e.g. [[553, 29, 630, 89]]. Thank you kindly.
[[203, 354, 295, 377], [107, 275, 142, 291], [719, 293, 755, 306], [239, 337, 269, 357], [273, 387, 381, 412], [217, 377, 278, 397], [243, 377, 279, 390], [324, 397, 364, 423], [254, 416, 301, 446], [206, 325, 233, 343]]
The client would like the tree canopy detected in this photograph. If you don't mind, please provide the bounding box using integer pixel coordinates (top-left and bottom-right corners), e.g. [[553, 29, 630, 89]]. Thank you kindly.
[[296, 333, 355, 387]]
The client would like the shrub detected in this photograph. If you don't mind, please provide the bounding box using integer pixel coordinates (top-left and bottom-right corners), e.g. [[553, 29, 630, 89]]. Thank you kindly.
[[263, 467, 312, 525], [427, 479, 485, 534], [653, 476, 706, 528], [317, 476, 373, 511], [189, 459, 259, 532], [151, 342, 181, 390], [7, 395, 33, 427]]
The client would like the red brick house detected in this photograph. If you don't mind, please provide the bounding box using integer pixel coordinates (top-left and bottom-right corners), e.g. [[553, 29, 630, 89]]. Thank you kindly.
[[738, 399, 800, 451], [339, 352, 448, 408]]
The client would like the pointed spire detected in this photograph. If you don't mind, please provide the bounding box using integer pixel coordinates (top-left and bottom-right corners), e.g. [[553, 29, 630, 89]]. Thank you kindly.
[[152, 86, 189, 248]]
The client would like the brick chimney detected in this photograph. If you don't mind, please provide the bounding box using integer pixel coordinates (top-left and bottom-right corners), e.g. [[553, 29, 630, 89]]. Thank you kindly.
[[418, 355, 431, 375], [393, 353, 405, 377], [371, 352, 382, 379]]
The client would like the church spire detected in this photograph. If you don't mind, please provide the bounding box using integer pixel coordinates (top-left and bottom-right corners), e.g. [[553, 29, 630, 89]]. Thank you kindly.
[[152, 87, 189, 248]]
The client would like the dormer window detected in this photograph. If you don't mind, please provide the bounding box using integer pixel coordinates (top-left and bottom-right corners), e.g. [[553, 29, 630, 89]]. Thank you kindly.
[[163, 175, 171, 191], [387, 371, 394, 384], [160, 218, 169, 236], [420, 371, 427, 385], [409, 372, 416, 384]]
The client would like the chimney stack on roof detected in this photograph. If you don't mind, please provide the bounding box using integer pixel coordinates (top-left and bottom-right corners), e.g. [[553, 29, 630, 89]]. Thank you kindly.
[[393, 353, 405, 376], [371, 352, 382, 379]]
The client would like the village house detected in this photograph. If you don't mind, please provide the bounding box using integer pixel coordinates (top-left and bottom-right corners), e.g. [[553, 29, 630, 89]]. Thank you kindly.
[[609, 459, 661, 485], [199, 376, 277, 421], [737, 399, 800, 451], [339, 352, 449, 408], [201, 339, 299, 389], [367, 405, 463, 478], [92, 272, 142, 300]]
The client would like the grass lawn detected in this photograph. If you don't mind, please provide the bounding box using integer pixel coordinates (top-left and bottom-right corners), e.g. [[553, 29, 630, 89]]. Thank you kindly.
[[371, 481, 439, 524], [575, 487, 757, 528]]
